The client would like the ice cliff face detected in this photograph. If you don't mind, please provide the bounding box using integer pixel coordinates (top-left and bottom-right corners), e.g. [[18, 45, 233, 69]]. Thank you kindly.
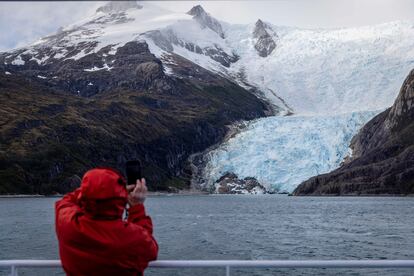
[[201, 112, 376, 193]]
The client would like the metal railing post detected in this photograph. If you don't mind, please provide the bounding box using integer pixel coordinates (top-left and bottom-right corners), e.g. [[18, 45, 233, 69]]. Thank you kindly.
[[10, 265, 17, 276], [225, 265, 230, 276]]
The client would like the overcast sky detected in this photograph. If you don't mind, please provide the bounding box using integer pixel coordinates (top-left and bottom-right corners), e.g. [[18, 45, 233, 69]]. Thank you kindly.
[[1, 0, 414, 52]]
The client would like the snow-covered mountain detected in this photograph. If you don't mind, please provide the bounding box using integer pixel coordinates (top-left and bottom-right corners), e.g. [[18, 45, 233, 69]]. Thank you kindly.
[[3, 1, 414, 193], [4, 1, 414, 113]]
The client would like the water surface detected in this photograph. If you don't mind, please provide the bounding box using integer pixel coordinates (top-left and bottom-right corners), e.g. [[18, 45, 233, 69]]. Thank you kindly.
[[0, 195, 413, 275]]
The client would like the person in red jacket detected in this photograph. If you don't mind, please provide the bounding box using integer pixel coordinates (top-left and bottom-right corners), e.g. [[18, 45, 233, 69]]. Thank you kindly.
[[55, 167, 158, 276]]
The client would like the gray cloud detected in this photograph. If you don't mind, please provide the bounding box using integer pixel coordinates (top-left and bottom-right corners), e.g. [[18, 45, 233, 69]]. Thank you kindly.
[[164, 0, 414, 28], [1, 0, 414, 52], [0, 1, 102, 51]]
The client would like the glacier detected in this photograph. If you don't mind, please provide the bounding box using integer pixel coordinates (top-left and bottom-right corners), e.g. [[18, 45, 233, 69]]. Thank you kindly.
[[202, 112, 377, 193], [167, 16, 414, 192]]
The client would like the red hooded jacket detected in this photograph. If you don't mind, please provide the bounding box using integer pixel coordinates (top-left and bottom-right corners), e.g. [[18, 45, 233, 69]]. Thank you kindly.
[[55, 168, 158, 276]]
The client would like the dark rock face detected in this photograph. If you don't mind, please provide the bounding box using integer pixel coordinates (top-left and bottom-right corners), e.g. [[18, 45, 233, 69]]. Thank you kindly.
[[294, 69, 414, 195], [0, 41, 173, 97], [144, 29, 238, 68], [253, 19, 277, 57], [215, 172, 267, 194], [96, 1, 143, 14], [187, 5, 225, 39]]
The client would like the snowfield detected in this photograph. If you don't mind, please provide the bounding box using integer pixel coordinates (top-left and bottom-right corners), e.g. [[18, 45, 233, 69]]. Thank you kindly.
[[225, 21, 414, 115]]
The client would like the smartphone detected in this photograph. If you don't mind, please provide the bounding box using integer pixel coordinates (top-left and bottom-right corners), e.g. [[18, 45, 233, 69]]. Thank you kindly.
[[125, 160, 142, 185]]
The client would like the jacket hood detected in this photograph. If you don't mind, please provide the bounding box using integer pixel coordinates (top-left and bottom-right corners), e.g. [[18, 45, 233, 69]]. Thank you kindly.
[[78, 167, 128, 219]]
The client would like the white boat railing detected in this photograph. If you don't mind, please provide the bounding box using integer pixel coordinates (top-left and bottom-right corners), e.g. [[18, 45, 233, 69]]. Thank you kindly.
[[1, 259, 414, 276]]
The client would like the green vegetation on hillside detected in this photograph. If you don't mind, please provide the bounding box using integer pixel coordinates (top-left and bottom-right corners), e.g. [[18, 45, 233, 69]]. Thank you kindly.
[[0, 74, 269, 194]]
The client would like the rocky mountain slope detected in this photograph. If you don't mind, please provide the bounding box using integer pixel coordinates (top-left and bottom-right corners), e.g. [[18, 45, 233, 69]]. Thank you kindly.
[[0, 59, 270, 194], [294, 70, 414, 195], [0, 3, 271, 194]]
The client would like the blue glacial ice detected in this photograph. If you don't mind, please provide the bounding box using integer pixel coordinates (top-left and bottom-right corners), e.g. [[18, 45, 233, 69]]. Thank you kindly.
[[202, 111, 377, 193]]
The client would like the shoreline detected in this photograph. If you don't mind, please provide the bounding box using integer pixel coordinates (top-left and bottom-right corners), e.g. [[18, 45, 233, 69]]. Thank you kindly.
[[147, 190, 210, 196], [0, 193, 413, 198], [0, 194, 46, 198], [293, 193, 414, 197]]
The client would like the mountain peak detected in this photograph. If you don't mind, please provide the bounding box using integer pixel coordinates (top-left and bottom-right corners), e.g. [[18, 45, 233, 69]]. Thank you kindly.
[[96, 1, 143, 14], [253, 19, 276, 57], [253, 19, 269, 37], [187, 5, 225, 39], [255, 19, 264, 27], [187, 5, 206, 17]]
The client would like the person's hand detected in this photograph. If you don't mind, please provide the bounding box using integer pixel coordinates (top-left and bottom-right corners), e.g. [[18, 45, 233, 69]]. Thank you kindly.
[[126, 178, 147, 206]]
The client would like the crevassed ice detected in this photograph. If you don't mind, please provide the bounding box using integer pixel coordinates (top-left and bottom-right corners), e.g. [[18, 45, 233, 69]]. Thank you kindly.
[[202, 111, 377, 193]]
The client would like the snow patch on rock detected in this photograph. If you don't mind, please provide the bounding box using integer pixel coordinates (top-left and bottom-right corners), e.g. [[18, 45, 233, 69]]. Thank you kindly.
[[11, 56, 25, 65], [84, 63, 112, 72]]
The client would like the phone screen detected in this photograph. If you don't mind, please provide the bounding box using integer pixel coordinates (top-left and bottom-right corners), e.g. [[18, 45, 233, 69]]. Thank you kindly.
[[125, 160, 142, 185]]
